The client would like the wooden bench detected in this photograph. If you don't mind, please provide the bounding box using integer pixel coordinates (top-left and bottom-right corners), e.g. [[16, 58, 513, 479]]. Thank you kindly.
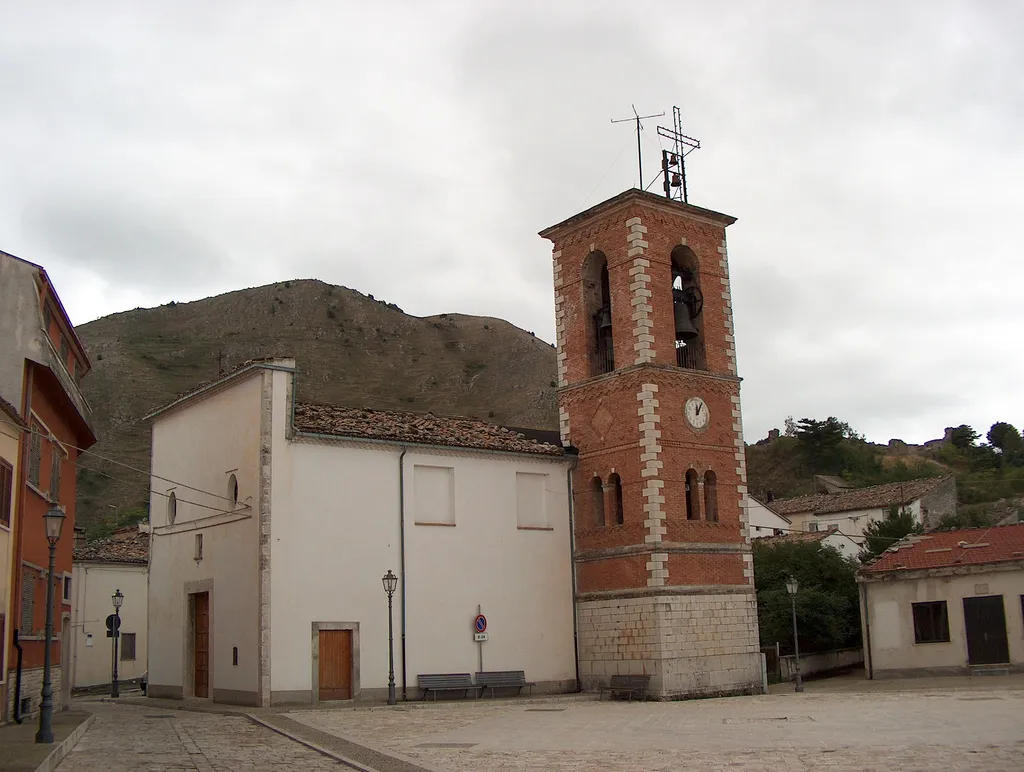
[[599, 674, 651, 702], [417, 673, 480, 701], [476, 670, 535, 698]]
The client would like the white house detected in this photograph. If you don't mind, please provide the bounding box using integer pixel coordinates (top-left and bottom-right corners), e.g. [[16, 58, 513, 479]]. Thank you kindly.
[[70, 527, 149, 689], [145, 359, 577, 706], [859, 523, 1024, 678], [747, 497, 791, 538], [752, 528, 861, 561], [769, 477, 957, 543]]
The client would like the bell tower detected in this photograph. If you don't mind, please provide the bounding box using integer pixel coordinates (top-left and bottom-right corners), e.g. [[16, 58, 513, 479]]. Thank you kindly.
[[541, 188, 762, 698]]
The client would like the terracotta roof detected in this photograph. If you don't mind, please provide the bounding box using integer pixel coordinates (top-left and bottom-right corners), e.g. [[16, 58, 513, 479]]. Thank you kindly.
[[73, 528, 149, 564], [0, 395, 26, 429], [861, 523, 1024, 574], [768, 477, 951, 517], [754, 530, 832, 546], [294, 403, 565, 457]]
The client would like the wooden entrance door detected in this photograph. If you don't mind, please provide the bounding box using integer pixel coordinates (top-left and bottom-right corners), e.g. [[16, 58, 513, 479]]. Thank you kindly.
[[194, 592, 210, 698], [318, 629, 352, 700], [963, 595, 1009, 666]]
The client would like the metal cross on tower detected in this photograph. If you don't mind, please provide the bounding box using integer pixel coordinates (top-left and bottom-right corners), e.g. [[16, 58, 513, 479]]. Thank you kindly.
[[657, 106, 700, 204]]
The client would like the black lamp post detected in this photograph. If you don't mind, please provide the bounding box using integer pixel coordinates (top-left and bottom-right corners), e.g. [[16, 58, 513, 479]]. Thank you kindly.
[[111, 589, 124, 698], [381, 569, 398, 705], [35, 505, 65, 744], [786, 575, 804, 693]]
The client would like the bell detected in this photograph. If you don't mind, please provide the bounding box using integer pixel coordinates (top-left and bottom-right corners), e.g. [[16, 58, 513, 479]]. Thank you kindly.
[[595, 306, 612, 333], [671, 172, 682, 188], [674, 301, 698, 341]]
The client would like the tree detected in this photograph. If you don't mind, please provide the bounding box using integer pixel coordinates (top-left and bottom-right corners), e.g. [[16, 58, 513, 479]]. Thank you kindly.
[[987, 422, 1021, 451], [948, 424, 980, 450], [794, 417, 861, 475], [753, 540, 860, 654], [859, 505, 924, 562], [934, 509, 994, 532]]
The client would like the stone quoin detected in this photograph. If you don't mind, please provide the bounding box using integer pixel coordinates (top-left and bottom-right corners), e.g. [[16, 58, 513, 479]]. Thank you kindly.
[[541, 188, 762, 698]]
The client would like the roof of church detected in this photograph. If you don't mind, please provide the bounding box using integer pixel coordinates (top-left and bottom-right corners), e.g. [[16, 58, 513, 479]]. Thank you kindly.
[[74, 527, 149, 565], [294, 402, 566, 457], [768, 477, 952, 517], [861, 523, 1024, 574]]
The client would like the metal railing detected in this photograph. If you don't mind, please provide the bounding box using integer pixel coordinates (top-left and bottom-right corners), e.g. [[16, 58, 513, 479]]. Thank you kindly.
[[675, 339, 707, 371], [589, 346, 615, 376]]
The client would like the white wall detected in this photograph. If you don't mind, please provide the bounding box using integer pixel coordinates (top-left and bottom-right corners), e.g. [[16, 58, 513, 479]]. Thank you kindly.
[[747, 499, 789, 537], [70, 562, 148, 687], [270, 400, 576, 699], [147, 371, 264, 700], [796, 501, 924, 542], [863, 567, 1024, 676]]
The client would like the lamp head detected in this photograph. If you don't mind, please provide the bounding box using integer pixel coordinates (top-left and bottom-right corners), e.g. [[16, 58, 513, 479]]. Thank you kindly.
[[381, 569, 398, 596], [786, 576, 799, 596], [43, 506, 66, 545], [112, 589, 124, 609]]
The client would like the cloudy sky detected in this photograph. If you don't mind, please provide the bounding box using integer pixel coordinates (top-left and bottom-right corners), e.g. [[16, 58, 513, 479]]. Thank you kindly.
[[1, 1, 1021, 445]]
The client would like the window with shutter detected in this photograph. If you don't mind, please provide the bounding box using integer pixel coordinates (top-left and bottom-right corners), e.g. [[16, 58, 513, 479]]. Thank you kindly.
[[20, 569, 35, 635], [49, 447, 62, 502], [0, 458, 12, 526], [28, 424, 42, 488], [120, 632, 136, 661]]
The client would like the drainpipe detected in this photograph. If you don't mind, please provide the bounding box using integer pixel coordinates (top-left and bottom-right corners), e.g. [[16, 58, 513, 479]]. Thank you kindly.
[[860, 582, 873, 680], [13, 630, 23, 723], [567, 465, 581, 692], [398, 448, 408, 701]]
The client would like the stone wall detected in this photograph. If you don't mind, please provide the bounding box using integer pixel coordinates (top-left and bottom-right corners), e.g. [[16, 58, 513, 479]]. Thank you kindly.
[[5, 666, 62, 722], [779, 647, 863, 681]]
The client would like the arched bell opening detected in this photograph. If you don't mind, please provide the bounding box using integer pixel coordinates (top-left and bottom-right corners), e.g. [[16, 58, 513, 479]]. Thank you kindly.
[[685, 468, 701, 520], [704, 470, 718, 522], [582, 251, 614, 376], [671, 246, 706, 370], [608, 473, 624, 525], [591, 476, 606, 527]]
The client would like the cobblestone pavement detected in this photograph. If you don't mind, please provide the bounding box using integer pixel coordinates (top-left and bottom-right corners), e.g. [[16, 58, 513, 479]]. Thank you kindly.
[[291, 681, 1024, 771], [55, 703, 343, 771]]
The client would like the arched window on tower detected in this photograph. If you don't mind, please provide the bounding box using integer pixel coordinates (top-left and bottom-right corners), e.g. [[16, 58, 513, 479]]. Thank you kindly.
[[671, 246, 706, 371], [592, 476, 606, 527], [704, 470, 718, 522], [609, 473, 624, 525], [685, 469, 701, 520], [582, 251, 614, 376]]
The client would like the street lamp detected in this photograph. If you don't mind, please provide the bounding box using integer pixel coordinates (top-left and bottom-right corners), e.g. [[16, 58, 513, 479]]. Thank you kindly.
[[35, 506, 65, 744], [785, 576, 804, 693], [111, 589, 124, 698], [381, 570, 398, 705]]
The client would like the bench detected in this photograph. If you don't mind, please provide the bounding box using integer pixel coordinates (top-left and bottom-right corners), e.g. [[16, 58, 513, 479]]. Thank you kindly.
[[599, 674, 651, 702], [476, 670, 535, 698], [417, 673, 480, 701]]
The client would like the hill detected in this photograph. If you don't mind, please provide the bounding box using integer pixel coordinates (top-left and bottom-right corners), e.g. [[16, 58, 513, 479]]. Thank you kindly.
[[74, 279, 559, 534]]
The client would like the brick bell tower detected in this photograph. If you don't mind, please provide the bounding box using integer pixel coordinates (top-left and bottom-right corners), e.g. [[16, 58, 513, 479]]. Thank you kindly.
[[540, 188, 762, 698]]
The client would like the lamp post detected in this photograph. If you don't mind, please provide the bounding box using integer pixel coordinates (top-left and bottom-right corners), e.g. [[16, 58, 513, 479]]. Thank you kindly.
[[785, 575, 804, 693], [381, 570, 398, 705], [111, 589, 124, 698], [35, 506, 65, 744]]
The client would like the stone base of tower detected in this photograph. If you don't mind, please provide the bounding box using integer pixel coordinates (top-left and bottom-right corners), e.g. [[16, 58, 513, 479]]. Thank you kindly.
[[576, 591, 764, 699]]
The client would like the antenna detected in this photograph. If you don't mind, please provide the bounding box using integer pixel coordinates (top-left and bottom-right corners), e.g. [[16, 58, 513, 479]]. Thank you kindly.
[[611, 105, 665, 189], [656, 106, 700, 204]]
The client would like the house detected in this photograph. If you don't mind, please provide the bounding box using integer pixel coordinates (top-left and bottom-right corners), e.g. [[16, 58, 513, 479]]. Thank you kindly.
[[747, 497, 791, 538], [753, 529, 861, 561], [858, 523, 1024, 677], [768, 477, 957, 543], [145, 358, 576, 706], [0, 397, 26, 720], [70, 526, 149, 689], [0, 251, 96, 722]]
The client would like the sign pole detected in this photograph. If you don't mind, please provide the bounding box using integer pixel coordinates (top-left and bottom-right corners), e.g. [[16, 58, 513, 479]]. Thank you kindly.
[[476, 605, 483, 674]]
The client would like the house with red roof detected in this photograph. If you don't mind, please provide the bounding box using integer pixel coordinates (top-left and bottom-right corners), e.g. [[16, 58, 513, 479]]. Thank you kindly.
[[754, 528, 861, 561], [858, 523, 1024, 678]]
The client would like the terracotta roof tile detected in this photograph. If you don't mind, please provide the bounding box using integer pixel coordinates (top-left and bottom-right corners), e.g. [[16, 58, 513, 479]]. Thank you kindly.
[[294, 403, 564, 457], [754, 530, 832, 546], [73, 528, 149, 564], [861, 522, 1024, 574], [768, 477, 951, 517], [0, 395, 26, 429]]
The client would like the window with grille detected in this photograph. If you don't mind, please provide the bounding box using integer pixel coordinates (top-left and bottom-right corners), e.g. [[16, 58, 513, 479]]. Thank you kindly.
[[42, 304, 51, 333], [20, 569, 35, 635], [58, 336, 68, 365], [912, 601, 950, 643], [28, 424, 42, 488], [63, 576, 71, 603], [0, 458, 12, 527], [120, 632, 136, 661], [49, 447, 63, 503]]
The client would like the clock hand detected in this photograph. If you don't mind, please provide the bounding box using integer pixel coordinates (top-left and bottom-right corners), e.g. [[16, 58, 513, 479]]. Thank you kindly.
[[696, 403, 702, 415]]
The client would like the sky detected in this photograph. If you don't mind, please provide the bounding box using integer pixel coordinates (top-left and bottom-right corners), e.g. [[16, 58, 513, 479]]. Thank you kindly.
[[1, 1, 1021, 445]]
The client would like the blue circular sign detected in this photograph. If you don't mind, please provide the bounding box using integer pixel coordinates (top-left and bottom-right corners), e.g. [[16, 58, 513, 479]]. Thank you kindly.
[[474, 614, 487, 633]]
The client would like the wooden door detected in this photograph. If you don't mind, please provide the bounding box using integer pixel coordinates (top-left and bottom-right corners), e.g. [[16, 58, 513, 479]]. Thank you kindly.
[[318, 629, 352, 700], [194, 592, 210, 698], [963, 595, 1009, 666]]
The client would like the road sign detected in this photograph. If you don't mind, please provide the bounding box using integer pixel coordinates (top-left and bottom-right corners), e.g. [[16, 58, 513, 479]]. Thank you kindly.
[[474, 632, 488, 642], [105, 614, 120, 638], [473, 614, 487, 633]]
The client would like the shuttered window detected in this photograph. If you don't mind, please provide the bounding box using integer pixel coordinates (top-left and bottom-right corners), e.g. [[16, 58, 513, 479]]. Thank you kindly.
[[0, 458, 12, 526], [20, 569, 35, 635], [49, 447, 62, 503], [28, 424, 42, 488], [120, 633, 136, 661]]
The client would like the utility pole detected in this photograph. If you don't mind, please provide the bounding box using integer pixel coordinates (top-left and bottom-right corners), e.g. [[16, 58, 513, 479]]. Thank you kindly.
[[611, 105, 664, 189]]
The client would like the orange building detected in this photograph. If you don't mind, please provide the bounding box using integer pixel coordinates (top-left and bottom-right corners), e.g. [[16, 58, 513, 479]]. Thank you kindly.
[[0, 251, 95, 722]]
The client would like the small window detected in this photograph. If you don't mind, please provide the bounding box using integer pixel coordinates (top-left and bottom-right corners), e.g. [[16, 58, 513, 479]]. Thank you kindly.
[[609, 473, 624, 525], [703, 470, 718, 522], [120, 632, 136, 661], [515, 472, 548, 529], [20, 569, 35, 635], [168, 492, 177, 525], [827, 524, 839, 532], [807, 522, 819, 532], [49, 446, 63, 503], [28, 424, 42, 488], [912, 601, 950, 644], [0, 458, 12, 527], [232, 646, 239, 666], [62, 576, 71, 603], [685, 469, 700, 520], [42, 304, 52, 333], [413, 465, 455, 525], [59, 336, 69, 365], [591, 476, 605, 527], [228, 473, 238, 507], [194, 533, 203, 561]]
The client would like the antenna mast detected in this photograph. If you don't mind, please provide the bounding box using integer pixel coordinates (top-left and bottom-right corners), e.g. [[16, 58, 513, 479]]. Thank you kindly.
[[656, 106, 700, 204], [611, 104, 665, 189]]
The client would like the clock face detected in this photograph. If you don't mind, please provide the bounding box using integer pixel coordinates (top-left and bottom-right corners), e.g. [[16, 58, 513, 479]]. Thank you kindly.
[[684, 396, 710, 430]]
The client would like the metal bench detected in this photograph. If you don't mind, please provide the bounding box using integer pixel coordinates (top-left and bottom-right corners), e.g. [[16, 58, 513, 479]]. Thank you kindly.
[[417, 673, 480, 701], [476, 670, 535, 698], [599, 674, 651, 701]]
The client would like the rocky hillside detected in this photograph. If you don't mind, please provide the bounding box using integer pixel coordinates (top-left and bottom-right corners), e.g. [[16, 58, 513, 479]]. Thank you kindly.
[[75, 279, 558, 534]]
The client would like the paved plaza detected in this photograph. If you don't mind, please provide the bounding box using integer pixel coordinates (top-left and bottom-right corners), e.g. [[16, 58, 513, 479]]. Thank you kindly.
[[56, 677, 1024, 771]]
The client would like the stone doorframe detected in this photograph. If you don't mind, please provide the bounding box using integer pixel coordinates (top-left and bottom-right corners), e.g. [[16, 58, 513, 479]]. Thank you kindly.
[[311, 622, 360, 703], [183, 579, 214, 699]]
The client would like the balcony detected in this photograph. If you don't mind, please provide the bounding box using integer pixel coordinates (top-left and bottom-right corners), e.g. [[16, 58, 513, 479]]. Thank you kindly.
[[675, 339, 707, 371]]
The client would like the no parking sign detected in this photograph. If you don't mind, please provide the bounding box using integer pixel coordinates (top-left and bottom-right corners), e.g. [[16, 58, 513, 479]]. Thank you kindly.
[[474, 613, 488, 641]]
